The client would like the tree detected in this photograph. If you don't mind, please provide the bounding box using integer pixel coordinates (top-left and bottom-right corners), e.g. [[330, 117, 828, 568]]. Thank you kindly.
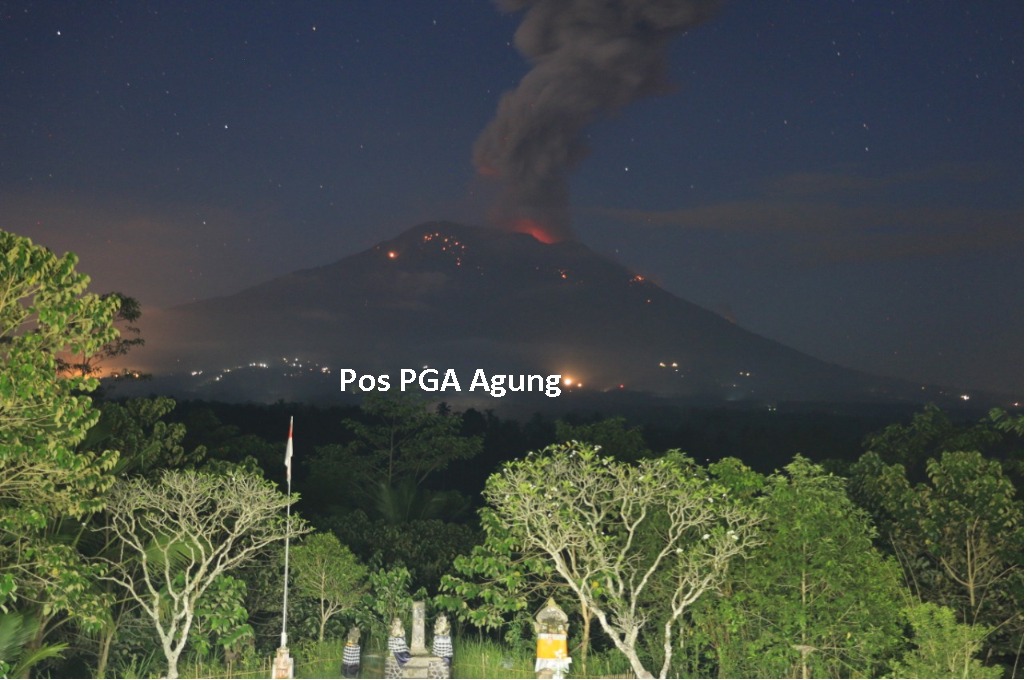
[[852, 443, 1023, 667], [484, 443, 761, 679], [438, 506, 559, 635], [187, 574, 254, 669], [71, 397, 207, 678], [59, 292, 146, 379], [89, 397, 206, 477], [0, 230, 119, 649], [355, 565, 423, 643], [326, 391, 482, 494], [888, 602, 1003, 679], [100, 469, 309, 679], [692, 457, 905, 678], [291, 532, 367, 641], [554, 417, 653, 461]]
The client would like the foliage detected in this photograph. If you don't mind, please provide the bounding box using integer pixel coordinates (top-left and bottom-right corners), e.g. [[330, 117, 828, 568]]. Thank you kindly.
[[689, 456, 905, 678], [438, 506, 556, 639], [0, 230, 123, 672], [0, 611, 67, 678], [327, 508, 478, 594], [859, 404, 1003, 473], [100, 469, 309, 679], [484, 443, 761, 679], [851, 414, 1024, 667], [0, 231, 120, 612], [323, 391, 482, 497], [355, 565, 425, 647], [888, 602, 1003, 679], [554, 416, 653, 461], [59, 291, 146, 379], [187, 573, 254, 662], [89, 397, 206, 476], [291, 532, 368, 641]]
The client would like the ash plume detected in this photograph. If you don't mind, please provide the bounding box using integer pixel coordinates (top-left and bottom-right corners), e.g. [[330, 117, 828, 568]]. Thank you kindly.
[[474, 0, 720, 241]]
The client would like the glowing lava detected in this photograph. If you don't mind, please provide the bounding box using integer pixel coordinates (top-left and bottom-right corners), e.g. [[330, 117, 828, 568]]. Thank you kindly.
[[511, 218, 559, 244]]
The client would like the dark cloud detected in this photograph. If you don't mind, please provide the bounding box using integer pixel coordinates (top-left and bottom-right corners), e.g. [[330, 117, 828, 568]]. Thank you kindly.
[[598, 165, 1022, 263]]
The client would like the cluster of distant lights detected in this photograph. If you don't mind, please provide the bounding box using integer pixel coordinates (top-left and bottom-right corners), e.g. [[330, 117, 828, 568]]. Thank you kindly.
[[918, 385, 974, 402], [188, 357, 333, 383], [174, 359, 1019, 408]]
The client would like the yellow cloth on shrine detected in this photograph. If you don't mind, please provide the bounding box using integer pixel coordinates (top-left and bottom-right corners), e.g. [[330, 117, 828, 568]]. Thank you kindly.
[[536, 633, 568, 659]]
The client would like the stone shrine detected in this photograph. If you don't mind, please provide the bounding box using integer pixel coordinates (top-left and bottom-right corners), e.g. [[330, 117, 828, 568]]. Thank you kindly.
[[384, 601, 451, 679]]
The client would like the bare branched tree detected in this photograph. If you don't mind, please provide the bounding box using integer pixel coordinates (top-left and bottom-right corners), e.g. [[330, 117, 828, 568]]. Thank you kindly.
[[291, 532, 367, 641], [100, 469, 308, 679], [484, 443, 762, 679]]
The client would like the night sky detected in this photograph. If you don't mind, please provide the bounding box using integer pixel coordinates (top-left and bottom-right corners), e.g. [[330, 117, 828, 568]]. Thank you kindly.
[[2, 1, 1022, 396]]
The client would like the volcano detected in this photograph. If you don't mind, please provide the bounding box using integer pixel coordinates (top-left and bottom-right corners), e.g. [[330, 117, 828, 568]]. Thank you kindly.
[[134, 221, 927, 403]]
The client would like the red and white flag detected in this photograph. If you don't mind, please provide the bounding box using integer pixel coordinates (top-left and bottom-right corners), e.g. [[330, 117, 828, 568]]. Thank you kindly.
[[284, 416, 294, 483]]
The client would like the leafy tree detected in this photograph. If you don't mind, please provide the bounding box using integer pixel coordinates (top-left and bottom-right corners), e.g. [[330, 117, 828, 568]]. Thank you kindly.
[[317, 392, 482, 500], [0, 230, 119, 649], [484, 443, 761, 679], [355, 565, 424, 646], [59, 292, 146, 378], [89, 397, 206, 477], [291, 532, 367, 641], [554, 416, 653, 461], [438, 506, 557, 635], [692, 457, 905, 678], [854, 404, 1022, 494], [187, 574, 253, 666], [100, 469, 309, 679], [888, 602, 1003, 679], [852, 437, 1023, 667]]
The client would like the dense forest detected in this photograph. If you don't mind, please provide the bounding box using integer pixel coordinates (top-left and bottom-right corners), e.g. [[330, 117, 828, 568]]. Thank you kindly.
[[2, 230, 1023, 679]]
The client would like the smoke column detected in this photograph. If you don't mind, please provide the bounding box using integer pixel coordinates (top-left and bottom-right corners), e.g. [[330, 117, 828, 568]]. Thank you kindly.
[[474, 0, 720, 242]]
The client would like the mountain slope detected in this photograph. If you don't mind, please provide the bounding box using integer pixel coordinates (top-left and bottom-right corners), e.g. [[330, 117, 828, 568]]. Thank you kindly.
[[137, 221, 921, 402]]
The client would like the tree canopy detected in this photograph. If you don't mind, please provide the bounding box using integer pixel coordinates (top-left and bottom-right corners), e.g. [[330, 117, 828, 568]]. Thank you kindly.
[[484, 443, 762, 679], [0, 230, 120, 649]]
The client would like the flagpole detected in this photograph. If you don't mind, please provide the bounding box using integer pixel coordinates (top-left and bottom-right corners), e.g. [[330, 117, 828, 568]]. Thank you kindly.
[[281, 416, 293, 650], [273, 419, 293, 677]]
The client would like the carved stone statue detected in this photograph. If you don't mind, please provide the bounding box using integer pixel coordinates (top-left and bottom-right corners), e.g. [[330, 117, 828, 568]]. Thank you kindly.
[[388, 617, 411, 666], [342, 626, 361, 678], [433, 614, 450, 637], [432, 614, 453, 665]]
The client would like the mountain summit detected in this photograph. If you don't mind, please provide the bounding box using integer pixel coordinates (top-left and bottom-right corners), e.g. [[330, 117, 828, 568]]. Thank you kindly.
[[137, 221, 921, 402]]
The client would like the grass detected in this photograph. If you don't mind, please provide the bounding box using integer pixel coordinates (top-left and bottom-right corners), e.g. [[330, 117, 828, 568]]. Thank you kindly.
[[451, 636, 536, 679], [111, 634, 634, 678]]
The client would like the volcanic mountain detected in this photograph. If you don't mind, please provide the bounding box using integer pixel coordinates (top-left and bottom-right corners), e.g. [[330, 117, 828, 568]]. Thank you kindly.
[[135, 221, 924, 403]]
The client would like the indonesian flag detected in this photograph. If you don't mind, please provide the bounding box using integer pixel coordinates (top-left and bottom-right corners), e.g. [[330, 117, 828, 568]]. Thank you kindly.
[[284, 416, 294, 483]]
